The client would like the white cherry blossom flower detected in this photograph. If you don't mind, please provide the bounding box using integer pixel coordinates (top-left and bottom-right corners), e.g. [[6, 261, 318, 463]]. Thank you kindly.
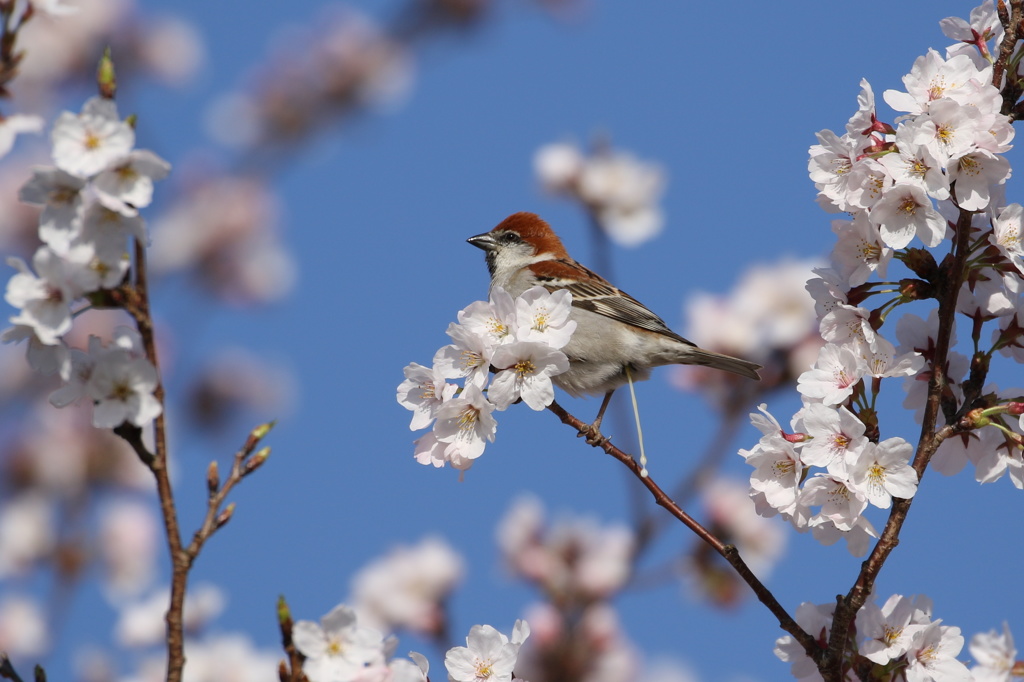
[[793, 403, 868, 468], [87, 342, 162, 428], [857, 594, 928, 664], [803, 474, 868, 532], [514, 286, 576, 348], [18, 166, 86, 251], [830, 214, 892, 287], [904, 622, 970, 682], [990, 203, 1024, 275], [946, 148, 1010, 211], [93, 149, 171, 215], [432, 384, 496, 460], [797, 343, 865, 406], [397, 362, 457, 430], [445, 621, 530, 682], [433, 323, 494, 389], [883, 49, 993, 115], [292, 604, 386, 682], [489, 341, 569, 410], [848, 437, 919, 508], [870, 183, 947, 249], [51, 97, 135, 178], [458, 287, 517, 346]]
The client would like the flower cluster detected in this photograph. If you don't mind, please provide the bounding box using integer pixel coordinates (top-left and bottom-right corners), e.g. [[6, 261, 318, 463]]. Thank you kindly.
[[348, 536, 464, 637], [740, 403, 918, 556], [497, 496, 634, 603], [398, 286, 574, 472], [293, 602, 530, 682], [534, 140, 666, 247], [775, 595, 978, 682], [673, 258, 824, 406], [742, 1, 1024, 563], [3, 96, 168, 429]]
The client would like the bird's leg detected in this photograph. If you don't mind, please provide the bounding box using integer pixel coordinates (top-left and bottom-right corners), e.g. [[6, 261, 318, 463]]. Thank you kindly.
[[578, 390, 614, 446]]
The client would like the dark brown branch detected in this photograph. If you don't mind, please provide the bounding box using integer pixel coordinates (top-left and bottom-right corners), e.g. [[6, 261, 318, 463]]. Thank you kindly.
[[123, 240, 189, 682], [818, 209, 977, 680], [0, 654, 24, 682], [546, 400, 820, 660]]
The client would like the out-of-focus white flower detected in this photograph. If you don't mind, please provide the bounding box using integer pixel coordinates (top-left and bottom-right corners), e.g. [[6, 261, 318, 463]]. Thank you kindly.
[[149, 175, 295, 304], [0, 114, 43, 158], [31, 0, 79, 16], [350, 536, 464, 635], [117, 633, 281, 682], [702, 478, 786, 579], [138, 16, 205, 86], [496, 496, 634, 601], [0, 493, 56, 577], [534, 142, 583, 193], [0, 594, 48, 657], [187, 347, 296, 430], [969, 622, 1017, 682], [99, 498, 159, 601], [675, 258, 823, 401], [533, 140, 665, 247], [116, 584, 226, 648]]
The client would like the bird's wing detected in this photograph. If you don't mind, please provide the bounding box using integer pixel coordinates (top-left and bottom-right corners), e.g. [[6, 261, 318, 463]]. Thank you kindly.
[[529, 259, 694, 345]]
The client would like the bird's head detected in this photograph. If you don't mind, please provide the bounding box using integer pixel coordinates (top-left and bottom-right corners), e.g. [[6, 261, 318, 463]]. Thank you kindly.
[[467, 212, 568, 277]]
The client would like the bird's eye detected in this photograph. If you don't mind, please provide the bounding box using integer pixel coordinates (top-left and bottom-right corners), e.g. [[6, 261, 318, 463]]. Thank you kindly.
[[498, 232, 522, 245]]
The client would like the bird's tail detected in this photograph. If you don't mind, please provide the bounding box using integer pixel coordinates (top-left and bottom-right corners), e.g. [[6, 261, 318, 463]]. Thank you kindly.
[[681, 346, 762, 381]]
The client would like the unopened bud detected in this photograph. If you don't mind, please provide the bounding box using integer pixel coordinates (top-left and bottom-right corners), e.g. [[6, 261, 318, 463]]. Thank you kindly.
[[244, 446, 271, 475], [899, 278, 935, 302], [1007, 402, 1024, 416], [206, 461, 220, 494], [251, 420, 276, 441], [782, 431, 811, 444], [97, 47, 116, 99], [276, 595, 292, 625], [215, 502, 236, 529], [899, 248, 938, 281]]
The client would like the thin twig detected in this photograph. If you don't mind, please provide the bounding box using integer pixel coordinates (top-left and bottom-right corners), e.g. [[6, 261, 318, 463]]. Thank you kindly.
[[185, 424, 272, 562], [546, 400, 821, 660]]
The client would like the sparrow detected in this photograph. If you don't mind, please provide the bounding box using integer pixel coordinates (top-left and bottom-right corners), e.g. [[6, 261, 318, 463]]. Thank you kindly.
[[467, 211, 760, 440]]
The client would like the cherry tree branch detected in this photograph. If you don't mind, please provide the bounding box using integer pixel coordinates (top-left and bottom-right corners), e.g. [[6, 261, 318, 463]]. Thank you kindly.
[[818, 206, 976, 680], [546, 400, 821, 661], [114, 241, 275, 682], [0, 654, 24, 682]]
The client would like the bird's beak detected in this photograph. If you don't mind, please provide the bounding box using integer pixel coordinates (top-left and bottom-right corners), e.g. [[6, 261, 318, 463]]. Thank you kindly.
[[467, 232, 497, 251]]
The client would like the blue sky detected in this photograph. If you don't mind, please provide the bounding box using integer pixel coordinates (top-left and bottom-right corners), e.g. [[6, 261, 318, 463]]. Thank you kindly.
[[5, 0, 1024, 680]]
